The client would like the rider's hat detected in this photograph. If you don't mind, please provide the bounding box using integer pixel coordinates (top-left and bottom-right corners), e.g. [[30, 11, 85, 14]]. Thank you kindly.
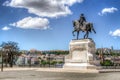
[[80, 13, 84, 17]]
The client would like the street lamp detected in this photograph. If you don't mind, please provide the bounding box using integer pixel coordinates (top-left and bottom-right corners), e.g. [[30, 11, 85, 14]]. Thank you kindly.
[[48, 54, 50, 68], [0, 48, 4, 72]]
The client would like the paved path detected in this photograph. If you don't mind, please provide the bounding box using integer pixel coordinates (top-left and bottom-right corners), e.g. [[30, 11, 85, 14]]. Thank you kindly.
[[0, 68, 120, 80], [3, 67, 99, 73], [3, 67, 120, 73]]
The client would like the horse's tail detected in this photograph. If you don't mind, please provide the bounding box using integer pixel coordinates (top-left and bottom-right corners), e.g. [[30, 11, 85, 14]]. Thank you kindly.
[[90, 23, 96, 34]]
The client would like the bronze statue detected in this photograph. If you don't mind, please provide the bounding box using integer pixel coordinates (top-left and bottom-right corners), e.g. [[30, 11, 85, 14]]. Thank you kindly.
[[72, 14, 96, 39]]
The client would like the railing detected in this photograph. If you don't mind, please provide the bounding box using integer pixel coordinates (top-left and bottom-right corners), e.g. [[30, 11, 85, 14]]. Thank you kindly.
[[0, 57, 65, 68], [101, 66, 120, 69]]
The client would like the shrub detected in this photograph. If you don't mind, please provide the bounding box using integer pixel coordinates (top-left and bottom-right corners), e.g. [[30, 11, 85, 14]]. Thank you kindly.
[[58, 61, 63, 64], [100, 60, 113, 66], [50, 61, 57, 65], [41, 60, 47, 65]]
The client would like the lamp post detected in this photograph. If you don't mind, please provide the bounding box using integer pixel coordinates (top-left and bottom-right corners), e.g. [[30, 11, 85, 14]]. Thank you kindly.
[[48, 54, 50, 68], [0, 48, 4, 72]]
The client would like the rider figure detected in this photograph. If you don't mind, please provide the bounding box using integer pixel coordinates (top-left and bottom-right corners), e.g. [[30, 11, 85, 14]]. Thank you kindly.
[[79, 13, 86, 26]]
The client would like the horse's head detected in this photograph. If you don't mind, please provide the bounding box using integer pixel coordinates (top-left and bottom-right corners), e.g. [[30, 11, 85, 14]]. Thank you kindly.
[[72, 20, 75, 27], [73, 20, 79, 27]]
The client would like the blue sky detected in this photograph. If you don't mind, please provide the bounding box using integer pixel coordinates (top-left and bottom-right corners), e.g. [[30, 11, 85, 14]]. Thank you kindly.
[[0, 0, 120, 50]]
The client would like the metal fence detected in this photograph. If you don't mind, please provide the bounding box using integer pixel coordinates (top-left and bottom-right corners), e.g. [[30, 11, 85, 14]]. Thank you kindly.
[[101, 66, 120, 69], [0, 56, 65, 68]]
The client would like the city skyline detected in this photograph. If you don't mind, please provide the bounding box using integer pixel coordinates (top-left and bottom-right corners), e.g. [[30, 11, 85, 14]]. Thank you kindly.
[[0, 0, 120, 50]]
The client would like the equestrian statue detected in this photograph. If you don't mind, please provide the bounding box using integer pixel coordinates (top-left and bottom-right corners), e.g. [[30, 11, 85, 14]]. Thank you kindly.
[[72, 14, 96, 39]]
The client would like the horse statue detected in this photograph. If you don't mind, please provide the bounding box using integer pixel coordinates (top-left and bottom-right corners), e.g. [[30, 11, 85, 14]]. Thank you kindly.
[[72, 20, 96, 39]]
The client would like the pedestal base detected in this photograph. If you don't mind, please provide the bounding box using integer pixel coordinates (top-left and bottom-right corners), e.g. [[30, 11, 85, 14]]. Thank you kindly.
[[64, 63, 96, 69], [63, 39, 97, 70]]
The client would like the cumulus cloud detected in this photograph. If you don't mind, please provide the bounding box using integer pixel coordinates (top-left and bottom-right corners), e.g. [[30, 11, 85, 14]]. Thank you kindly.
[[62, 0, 84, 6], [109, 29, 120, 37], [98, 7, 118, 16], [2, 26, 11, 31], [10, 17, 49, 29], [3, 0, 83, 18], [3, 0, 84, 30]]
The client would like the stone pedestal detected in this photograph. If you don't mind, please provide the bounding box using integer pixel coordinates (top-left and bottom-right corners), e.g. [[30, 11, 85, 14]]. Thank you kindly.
[[63, 39, 96, 69]]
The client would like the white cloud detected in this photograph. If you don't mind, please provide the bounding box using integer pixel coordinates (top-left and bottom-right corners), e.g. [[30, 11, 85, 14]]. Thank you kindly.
[[98, 7, 118, 16], [3, 0, 83, 18], [3, 0, 84, 30], [109, 29, 120, 37], [61, 0, 84, 6], [2, 26, 11, 31], [10, 17, 49, 29]]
